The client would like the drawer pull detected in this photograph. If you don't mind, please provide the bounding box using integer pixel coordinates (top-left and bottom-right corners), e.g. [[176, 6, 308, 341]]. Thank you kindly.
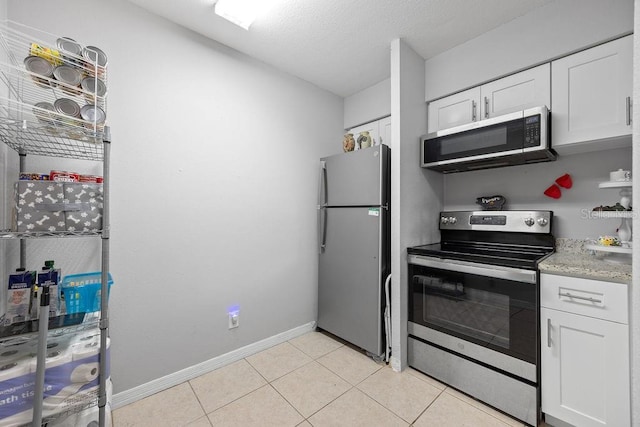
[[558, 292, 602, 304]]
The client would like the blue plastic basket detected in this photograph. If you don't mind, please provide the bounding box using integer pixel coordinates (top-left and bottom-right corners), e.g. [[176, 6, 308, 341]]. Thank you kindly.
[[61, 272, 113, 314]]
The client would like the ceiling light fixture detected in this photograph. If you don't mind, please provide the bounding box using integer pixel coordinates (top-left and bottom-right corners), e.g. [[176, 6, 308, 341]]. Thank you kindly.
[[214, 0, 275, 30]]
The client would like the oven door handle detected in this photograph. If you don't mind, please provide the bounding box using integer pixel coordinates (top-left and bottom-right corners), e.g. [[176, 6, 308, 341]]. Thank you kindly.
[[408, 255, 537, 284]]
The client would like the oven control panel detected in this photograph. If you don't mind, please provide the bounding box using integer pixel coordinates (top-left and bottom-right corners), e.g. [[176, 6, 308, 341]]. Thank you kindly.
[[440, 210, 552, 233]]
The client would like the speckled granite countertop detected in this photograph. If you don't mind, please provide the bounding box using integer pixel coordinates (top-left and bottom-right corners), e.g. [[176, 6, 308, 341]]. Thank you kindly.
[[538, 239, 632, 284]]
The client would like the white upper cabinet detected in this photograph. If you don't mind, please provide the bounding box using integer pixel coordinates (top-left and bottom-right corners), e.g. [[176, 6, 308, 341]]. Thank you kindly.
[[551, 35, 633, 154], [480, 64, 550, 119], [427, 87, 480, 134], [427, 65, 550, 134], [378, 116, 392, 148], [347, 116, 391, 150]]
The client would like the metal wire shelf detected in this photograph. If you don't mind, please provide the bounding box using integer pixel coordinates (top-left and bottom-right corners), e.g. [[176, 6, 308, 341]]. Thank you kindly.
[[0, 20, 108, 160], [0, 21, 111, 427], [0, 228, 102, 239], [0, 117, 104, 160], [0, 314, 99, 346]]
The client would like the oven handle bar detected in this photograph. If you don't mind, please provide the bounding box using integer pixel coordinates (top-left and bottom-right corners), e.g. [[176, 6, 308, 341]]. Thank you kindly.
[[408, 255, 537, 284]]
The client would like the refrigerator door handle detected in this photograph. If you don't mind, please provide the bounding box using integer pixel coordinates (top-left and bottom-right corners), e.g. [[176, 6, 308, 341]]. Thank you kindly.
[[319, 160, 327, 206], [319, 206, 327, 253], [318, 161, 328, 253]]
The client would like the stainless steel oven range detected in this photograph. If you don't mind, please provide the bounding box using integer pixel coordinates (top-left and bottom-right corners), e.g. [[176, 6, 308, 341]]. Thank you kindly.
[[407, 210, 554, 426]]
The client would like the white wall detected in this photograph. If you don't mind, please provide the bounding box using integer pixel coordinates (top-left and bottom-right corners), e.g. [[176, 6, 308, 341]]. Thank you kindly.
[[344, 78, 391, 129], [631, 3, 639, 425], [389, 39, 442, 371], [444, 148, 632, 238], [6, 0, 343, 394], [425, 0, 634, 102]]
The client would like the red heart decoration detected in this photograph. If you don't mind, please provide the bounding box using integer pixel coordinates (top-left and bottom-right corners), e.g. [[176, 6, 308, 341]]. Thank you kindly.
[[544, 184, 561, 199], [555, 173, 573, 189]]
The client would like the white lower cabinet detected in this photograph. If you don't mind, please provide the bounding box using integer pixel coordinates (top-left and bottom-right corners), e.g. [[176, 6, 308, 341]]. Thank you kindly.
[[540, 274, 630, 427]]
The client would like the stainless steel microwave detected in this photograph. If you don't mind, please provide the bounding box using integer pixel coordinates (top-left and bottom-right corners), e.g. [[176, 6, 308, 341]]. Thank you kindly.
[[421, 106, 556, 173]]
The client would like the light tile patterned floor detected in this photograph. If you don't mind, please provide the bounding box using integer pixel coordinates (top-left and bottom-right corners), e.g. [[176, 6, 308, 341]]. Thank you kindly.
[[112, 331, 530, 427]]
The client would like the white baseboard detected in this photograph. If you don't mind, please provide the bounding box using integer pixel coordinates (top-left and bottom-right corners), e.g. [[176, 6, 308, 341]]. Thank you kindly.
[[112, 321, 316, 409]]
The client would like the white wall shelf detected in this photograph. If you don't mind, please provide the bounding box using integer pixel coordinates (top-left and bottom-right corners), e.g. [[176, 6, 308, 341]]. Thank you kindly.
[[592, 179, 633, 245], [598, 180, 632, 189], [584, 243, 632, 254]]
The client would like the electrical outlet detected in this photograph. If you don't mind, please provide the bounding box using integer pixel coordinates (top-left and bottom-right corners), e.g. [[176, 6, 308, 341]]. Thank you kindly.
[[228, 310, 239, 329]]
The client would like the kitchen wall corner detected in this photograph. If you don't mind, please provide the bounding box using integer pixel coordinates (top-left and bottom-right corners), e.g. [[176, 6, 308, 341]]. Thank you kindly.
[[343, 78, 391, 130]]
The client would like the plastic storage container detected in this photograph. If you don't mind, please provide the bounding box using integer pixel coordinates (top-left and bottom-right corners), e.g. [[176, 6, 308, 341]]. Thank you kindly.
[[61, 272, 113, 313]]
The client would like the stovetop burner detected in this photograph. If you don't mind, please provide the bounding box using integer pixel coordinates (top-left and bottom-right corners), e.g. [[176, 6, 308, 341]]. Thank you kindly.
[[408, 210, 555, 270]]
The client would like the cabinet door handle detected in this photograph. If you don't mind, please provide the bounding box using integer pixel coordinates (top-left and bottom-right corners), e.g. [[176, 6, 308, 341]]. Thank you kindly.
[[484, 97, 489, 119], [558, 292, 602, 304], [472, 101, 477, 122], [626, 96, 632, 126], [547, 318, 552, 348]]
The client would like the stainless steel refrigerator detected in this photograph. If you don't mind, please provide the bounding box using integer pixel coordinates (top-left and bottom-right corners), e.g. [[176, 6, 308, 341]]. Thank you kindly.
[[317, 144, 390, 357]]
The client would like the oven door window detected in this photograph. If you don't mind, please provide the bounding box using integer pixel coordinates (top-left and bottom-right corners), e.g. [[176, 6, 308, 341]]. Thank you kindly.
[[409, 264, 536, 364]]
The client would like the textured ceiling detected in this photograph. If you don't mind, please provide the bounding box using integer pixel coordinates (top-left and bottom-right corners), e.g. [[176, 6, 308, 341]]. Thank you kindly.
[[125, 0, 553, 97]]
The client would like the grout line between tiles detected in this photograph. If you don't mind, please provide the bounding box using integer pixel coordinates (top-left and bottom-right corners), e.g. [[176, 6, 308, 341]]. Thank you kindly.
[[266, 382, 308, 421], [186, 380, 208, 416], [191, 360, 269, 418], [409, 385, 447, 425], [302, 383, 355, 422], [442, 387, 520, 426], [266, 344, 356, 424]]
